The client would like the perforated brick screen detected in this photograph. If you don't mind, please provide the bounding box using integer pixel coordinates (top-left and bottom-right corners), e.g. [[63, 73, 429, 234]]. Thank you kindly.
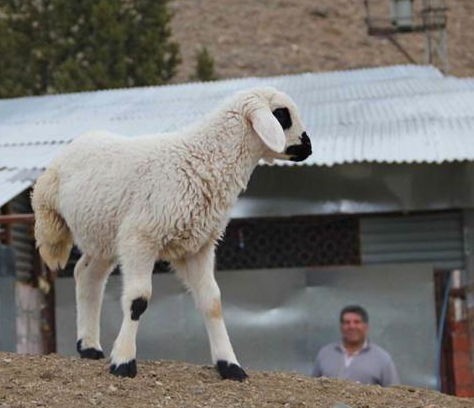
[[216, 216, 361, 270]]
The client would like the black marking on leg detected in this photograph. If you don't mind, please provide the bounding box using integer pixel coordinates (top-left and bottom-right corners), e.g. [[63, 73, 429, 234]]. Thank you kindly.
[[76, 339, 105, 360], [110, 360, 137, 378], [216, 360, 248, 382], [131, 297, 148, 320]]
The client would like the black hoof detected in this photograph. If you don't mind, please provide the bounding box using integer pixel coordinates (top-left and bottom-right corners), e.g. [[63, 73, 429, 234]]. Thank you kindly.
[[76, 339, 105, 360], [110, 360, 137, 378], [216, 360, 248, 382]]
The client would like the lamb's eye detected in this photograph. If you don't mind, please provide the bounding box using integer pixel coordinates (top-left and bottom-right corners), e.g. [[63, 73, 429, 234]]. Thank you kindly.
[[272, 107, 292, 130]]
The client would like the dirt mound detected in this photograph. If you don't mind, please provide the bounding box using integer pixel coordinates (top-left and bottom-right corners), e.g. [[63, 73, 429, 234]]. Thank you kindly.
[[0, 352, 472, 408]]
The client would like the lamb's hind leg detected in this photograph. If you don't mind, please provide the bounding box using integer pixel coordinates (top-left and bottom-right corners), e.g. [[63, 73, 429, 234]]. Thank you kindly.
[[173, 243, 248, 381], [110, 238, 155, 378], [75, 254, 115, 359]]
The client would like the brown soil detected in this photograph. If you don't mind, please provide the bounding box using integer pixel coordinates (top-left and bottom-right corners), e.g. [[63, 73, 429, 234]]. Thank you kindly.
[[1, 352, 473, 408], [170, 0, 474, 83]]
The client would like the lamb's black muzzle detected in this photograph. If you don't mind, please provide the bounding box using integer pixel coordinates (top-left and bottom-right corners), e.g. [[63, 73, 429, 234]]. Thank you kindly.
[[286, 132, 312, 162]]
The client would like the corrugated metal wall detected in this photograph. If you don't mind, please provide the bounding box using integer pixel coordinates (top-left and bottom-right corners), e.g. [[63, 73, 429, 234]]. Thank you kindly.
[[360, 212, 464, 270], [56, 264, 437, 388], [9, 190, 35, 280]]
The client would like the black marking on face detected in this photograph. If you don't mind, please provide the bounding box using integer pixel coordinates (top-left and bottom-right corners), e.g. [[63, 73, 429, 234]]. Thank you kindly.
[[131, 297, 148, 320], [286, 132, 312, 162], [76, 339, 105, 360], [110, 359, 137, 378], [216, 360, 249, 382], [272, 107, 292, 130]]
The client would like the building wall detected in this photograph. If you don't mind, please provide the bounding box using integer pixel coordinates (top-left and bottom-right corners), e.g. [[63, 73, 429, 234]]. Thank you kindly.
[[56, 264, 437, 388], [235, 163, 474, 218], [0, 276, 16, 351], [0, 231, 17, 351]]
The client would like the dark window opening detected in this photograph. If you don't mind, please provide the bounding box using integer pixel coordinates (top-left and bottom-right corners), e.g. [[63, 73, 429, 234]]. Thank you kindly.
[[216, 216, 361, 270]]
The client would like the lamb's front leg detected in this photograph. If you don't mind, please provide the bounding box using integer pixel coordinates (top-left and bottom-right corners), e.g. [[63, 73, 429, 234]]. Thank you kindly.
[[174, 244, 248, 381], [110, 241, 155, 378], [75, 254, 114, 359]]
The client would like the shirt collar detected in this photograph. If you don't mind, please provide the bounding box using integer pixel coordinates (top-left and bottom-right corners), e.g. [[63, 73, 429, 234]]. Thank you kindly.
[[336, 339, 370, 353]]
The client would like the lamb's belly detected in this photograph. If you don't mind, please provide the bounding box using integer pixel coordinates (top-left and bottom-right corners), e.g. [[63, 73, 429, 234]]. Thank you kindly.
[[160, 228, 219, 261], [64, 208, 118, 259], [160, 238, 206, 261], [73, 227, 117, 259]]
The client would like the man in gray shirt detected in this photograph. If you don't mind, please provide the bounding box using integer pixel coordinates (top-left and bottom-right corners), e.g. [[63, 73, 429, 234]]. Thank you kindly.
[[312, 305, 400, 386]]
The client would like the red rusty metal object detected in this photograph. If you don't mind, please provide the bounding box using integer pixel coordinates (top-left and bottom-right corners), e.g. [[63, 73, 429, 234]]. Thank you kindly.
[[0, 213, 35, 224]]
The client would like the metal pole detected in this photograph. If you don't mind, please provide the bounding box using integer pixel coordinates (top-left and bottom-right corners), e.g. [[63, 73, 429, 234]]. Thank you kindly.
[[423, 0, 433, 64], [0, 213, 35, 224]]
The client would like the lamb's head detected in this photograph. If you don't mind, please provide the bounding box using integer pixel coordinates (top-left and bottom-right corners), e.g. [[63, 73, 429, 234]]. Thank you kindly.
[[237, 87, 312, 163]]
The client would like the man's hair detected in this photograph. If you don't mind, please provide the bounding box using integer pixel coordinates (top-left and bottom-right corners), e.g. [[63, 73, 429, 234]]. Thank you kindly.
[[339, 305, 369, 323]]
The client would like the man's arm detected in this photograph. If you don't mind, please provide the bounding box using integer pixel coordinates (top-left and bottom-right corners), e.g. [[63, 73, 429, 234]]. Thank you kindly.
[[380, 355, 400, 386], [311, 354, 322, 377]]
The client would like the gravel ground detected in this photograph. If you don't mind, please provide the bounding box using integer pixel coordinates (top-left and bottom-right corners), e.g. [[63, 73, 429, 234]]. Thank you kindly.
[[169, 0, 474, 83], [1, 352, 473, 408]]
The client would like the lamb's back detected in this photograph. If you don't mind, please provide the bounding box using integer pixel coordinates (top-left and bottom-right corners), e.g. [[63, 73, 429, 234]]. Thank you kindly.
[[52, 131, 172, 257]]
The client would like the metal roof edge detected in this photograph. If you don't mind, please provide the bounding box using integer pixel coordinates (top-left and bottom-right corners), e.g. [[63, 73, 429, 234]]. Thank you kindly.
[[0, 64, 442, 103]]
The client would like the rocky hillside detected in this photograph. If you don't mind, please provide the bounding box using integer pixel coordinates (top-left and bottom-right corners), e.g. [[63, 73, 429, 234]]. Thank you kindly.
[[169, 0, 474, 82]]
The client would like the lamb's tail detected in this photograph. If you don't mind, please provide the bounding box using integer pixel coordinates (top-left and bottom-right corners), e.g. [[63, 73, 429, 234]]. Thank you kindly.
[[31, 168, 73, 270]]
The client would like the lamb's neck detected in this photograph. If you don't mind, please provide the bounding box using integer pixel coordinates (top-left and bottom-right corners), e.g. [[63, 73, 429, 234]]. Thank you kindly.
[[190, 110, 263, 198]]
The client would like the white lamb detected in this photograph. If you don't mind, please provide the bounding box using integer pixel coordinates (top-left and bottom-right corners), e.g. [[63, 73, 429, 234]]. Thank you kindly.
[[31, 86, 312, 381]]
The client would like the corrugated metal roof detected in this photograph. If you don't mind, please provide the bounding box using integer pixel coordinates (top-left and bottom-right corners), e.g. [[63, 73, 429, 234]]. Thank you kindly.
[[0, 64, 443, 127], [1, 143, 69, 169], [0, 64, 471, 206], [0, 169, 41, 208], [307, 117, 474, 166]]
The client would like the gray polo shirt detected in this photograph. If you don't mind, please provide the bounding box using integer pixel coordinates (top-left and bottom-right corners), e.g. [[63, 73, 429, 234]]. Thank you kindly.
[[312, 341, 400, 386]]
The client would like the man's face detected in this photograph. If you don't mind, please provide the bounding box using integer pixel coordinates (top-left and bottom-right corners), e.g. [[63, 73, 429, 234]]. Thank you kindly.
[[340, 312, 369, 345]]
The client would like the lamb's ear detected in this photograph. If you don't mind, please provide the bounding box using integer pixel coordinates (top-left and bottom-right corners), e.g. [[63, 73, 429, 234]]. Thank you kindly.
[[248, 107, 286, 153]]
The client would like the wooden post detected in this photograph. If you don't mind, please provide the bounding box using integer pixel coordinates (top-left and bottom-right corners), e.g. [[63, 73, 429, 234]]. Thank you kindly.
[[33, 247, 57, 354]]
